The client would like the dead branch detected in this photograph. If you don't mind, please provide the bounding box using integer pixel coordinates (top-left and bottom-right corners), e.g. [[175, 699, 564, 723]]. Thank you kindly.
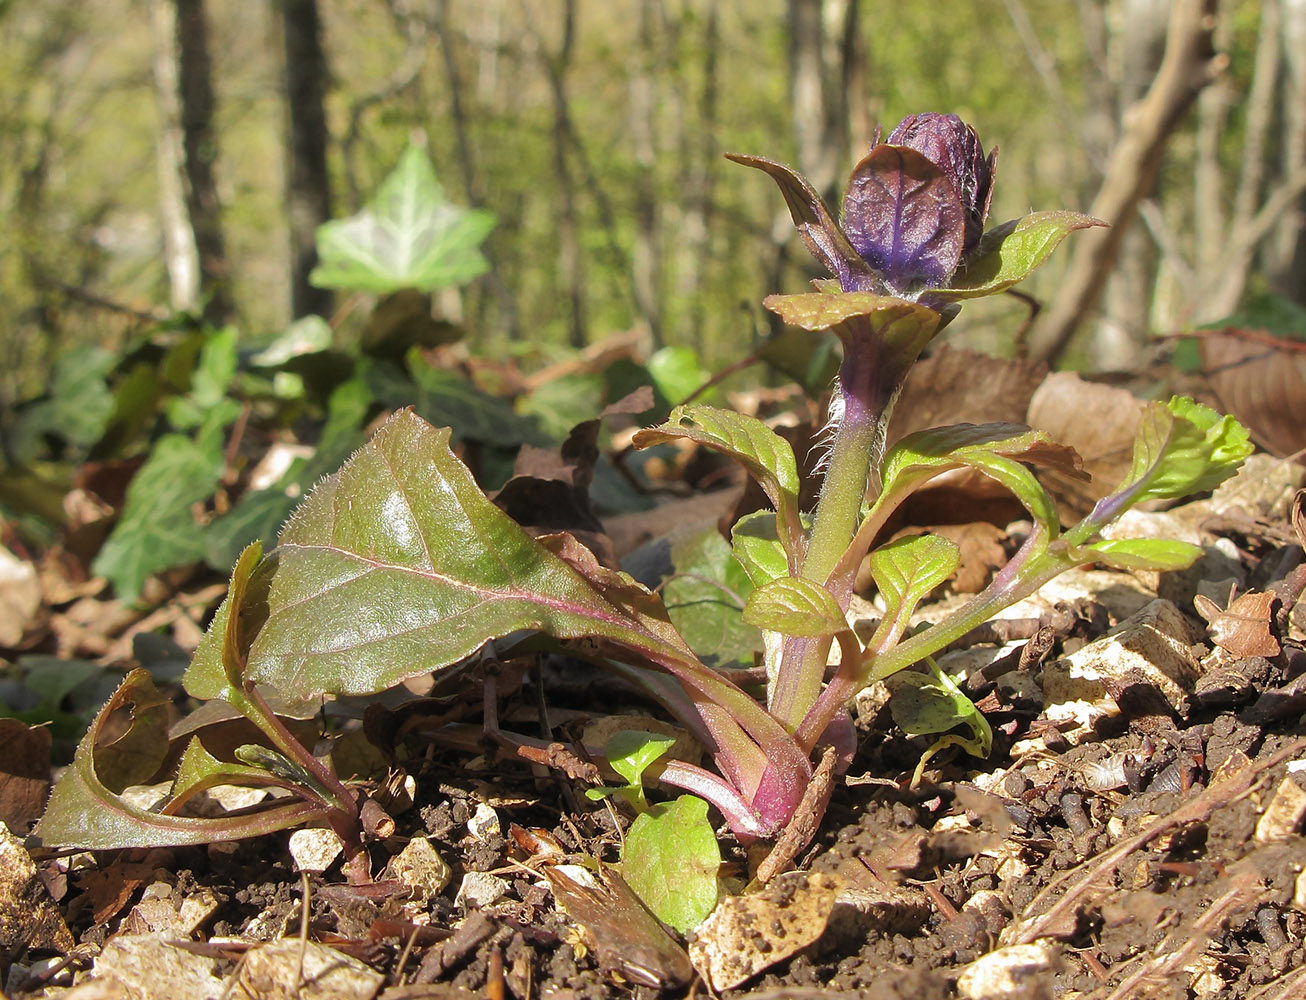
[[1026, 0, 1224, 363]]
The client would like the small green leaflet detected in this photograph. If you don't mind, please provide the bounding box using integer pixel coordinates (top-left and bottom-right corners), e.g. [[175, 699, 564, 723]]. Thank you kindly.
[[622, 794, 721, 935], [885, 655, 992, 786], [585, 730, 676, 811]]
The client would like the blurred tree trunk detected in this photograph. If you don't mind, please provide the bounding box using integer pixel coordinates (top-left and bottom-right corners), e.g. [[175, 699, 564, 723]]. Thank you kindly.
[[1092, 0, 1168, 369], [630, 0, 663, 347], [1026, 0, 1221, 364], [281, 0, 333, 320], [771, 0, 861, 304], [677, 0, 719, 344], [150, 0, 200, 317], [545, 0, 586, 348], [1269, 0, 1306, 304]]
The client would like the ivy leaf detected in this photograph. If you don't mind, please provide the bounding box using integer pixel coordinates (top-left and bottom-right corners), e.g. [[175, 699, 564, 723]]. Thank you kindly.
[[634, 405, 803, 560], [310, 143, 496, 294], [32, 670, 319, 850], [92, 432, 226, 602], [622, 794, 720, 935], [932, 211, 1105, 300], [742, 577, 847, 638]]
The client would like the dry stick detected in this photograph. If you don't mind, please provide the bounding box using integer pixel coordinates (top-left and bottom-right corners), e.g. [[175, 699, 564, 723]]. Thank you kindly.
[[1026, 0, 1224, 363], [1005, 735, 1306, 946]]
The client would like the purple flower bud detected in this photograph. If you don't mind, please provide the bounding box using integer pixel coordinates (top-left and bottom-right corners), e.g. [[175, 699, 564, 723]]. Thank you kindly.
[[887, 113, 997, 253]]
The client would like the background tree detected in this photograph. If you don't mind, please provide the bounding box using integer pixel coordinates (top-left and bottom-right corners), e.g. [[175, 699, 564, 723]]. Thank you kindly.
[[281, 0, 333, 320]]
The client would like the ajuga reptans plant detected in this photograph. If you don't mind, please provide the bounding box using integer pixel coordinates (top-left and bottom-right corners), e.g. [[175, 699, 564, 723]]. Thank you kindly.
[[39, 114, 1252, 899]]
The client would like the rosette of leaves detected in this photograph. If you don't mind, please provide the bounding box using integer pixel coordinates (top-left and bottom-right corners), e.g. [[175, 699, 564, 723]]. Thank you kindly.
[[37, 115, 1252, 937]]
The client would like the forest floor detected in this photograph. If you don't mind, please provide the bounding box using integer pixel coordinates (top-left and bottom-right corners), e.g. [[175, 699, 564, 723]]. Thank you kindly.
[[4, 367, 1306, 1000]]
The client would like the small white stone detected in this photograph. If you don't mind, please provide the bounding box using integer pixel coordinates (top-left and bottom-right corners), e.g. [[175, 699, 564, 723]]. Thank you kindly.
[[384, 835, 452, 899], [956, 942, 1057, 999], [1040, 599, 1200, 741], [456, 871, 508, 910], [467, 802, 501, 842], [288, 828, 343, 873], [1255, 777, 1306, 842]]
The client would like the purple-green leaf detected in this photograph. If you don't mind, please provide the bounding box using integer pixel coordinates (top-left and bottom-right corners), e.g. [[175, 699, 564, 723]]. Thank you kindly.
[[187, 411, 701, 702], [842, 144, 965, 291], [724, 153, 875, 291], [932, 211, 1105, 301], [32, 670, 320, 850]]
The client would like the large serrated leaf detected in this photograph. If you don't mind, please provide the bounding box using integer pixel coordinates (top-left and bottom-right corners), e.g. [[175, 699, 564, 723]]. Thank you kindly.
[[933, 211, 1105, 300], [185, 410, 696, 702], [310, 144, 496, 294], [633, 405, 803, 558]]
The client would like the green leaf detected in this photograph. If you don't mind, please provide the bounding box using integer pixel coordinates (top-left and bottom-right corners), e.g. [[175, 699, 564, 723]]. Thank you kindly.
[[252, 315, 334, 367], [1080, 537, 1205, 571], [10, 347, 116, 461], [622, 795, 720, 935], [605, 730, 677, 788], [646, 346, 714, 406], [365, 353, 546, 451], [92, 432, 226, 602], [869, 534, 959, 624], [584, 730, 676, 809], [184, 410, 697, 702], [660, 522, 762, 670], [1068, 397, 1252, 545], [310, 143, 496, 294], [742, 577, 847, 638], [730, 512, 790, 589], [933, 211, 1105, 300], [33, 670, 321, 851], [877, 423, 1082, 538], [633, 405, 803, 558], [885, 656, 992, 782], [1120, 397, 1252, 506], [763, 290, 940, 337]]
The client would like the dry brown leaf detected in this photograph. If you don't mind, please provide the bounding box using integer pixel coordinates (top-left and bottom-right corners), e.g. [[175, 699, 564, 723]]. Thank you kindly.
[[687, 870, 841, 992], [0, 545, 41, 647], [1194, 589, 1280, 658], [1027, 372, 1143, 517], [1200, 330, 1306, 458], [0, 820, 75, 959], [888, 345, 1047, 444], [0, 719, 51, 833]]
